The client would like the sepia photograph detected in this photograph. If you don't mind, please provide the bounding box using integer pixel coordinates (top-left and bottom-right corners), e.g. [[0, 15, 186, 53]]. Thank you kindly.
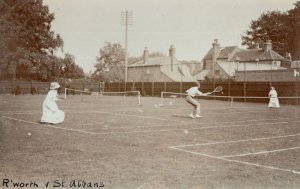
[[1, 0, 300, 188]]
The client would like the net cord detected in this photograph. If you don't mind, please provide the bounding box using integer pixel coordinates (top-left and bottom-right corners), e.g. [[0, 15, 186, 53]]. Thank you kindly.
[[160, 91, 300, 108], [64, 88, 142, 105]]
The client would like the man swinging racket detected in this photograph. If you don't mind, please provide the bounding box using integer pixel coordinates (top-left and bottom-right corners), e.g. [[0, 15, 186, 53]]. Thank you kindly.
[[186, 81, 222, 119]]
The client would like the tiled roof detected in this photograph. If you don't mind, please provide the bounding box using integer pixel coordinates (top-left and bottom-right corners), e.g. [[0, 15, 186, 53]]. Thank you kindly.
[[128, 56, 196, 82], [193, 70, 210, 81], [161, 64, 196, 82], [203, 46, 237, 60], [229, 49, 285, 62], [128, 57, 173, 67], [203, 45, 285, 62], [219, 46, 237, 59]]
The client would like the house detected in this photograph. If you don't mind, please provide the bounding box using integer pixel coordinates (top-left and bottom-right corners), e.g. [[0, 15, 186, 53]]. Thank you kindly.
[[194, 39, 287, 81], [127, 46, 196, 82]]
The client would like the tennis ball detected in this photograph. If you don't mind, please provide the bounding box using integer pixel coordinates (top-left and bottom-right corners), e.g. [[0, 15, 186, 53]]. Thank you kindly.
[[28, 132, 31, 136]]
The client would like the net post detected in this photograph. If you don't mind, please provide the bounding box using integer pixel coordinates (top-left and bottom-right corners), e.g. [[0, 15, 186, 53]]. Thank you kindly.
[[138, 91, 142, 106], [160, 91, 164, 106], [64, 88, 67, 99], [230, 96, 233, 109]]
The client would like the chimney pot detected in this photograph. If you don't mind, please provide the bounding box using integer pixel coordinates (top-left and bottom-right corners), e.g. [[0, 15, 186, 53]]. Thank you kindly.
[[169, 45, 175, 72], [264, 40, 272, 52], [143, 47, 149, 64]]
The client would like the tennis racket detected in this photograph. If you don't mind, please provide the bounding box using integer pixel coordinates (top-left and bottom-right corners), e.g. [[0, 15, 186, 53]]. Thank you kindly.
[[210, 86, 223, 94]]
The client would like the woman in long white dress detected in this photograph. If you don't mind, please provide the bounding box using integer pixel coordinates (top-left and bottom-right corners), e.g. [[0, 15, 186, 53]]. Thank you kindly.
[[41, 82, 65, 124], [268, 86, 280, 108]]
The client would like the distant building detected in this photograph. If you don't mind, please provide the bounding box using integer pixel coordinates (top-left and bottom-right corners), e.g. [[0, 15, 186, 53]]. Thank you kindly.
[[291, 61, 300, 69], [127, 46, 196, 82], [194, 39, 287, 81]]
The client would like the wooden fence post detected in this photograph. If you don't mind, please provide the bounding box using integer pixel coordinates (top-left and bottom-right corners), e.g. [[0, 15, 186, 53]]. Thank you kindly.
[[152, 82, 154, 96], [12, 79, 14, 94]]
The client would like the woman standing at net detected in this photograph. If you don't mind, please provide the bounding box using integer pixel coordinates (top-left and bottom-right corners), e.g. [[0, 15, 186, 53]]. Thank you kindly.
[[268, 86, 280, 108], [186, 81, 211, 119], [41, 82, 65, 124]]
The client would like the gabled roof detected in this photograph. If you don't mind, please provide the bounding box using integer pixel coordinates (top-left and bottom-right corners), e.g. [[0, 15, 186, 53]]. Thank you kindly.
[[229, 49, 285, 62], [203, 45, 285, 63], [128, 56, 196, 82], [193, 70, 210, 81], [161, 64, 196, 82], [203, 46, 238, 60], [128, 57, 174, 67]]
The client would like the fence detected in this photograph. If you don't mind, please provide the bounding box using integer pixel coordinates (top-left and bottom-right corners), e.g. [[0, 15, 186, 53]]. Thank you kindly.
[[0, 80, 299, 104]]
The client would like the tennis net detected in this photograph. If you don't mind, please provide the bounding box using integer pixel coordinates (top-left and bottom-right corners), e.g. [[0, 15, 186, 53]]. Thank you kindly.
[[64, 88, 142, 105], [160, 91, 300, 109]]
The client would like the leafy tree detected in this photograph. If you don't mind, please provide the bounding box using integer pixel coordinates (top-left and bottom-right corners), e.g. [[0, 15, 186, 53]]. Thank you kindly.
[[287, 1, 300, 58], [94, 42, 125, 82], [241, 1, 300, 57], [62, 53, 84, 79], [241, 11, 290, 55], [0, 0, 63, 80]]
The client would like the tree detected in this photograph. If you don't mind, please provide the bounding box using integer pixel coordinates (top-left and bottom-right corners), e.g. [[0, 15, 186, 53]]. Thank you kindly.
[[241, 1, 300, 57], [0, 0, 63, 80], [94, 42, 125, 82], [241, 11, 290, 55], [62, 53, 84, 79], [288, 1, 300, 58]]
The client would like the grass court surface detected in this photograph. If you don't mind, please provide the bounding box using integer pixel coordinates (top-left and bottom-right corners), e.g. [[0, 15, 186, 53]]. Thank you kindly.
[[1, 94, 300, 189]]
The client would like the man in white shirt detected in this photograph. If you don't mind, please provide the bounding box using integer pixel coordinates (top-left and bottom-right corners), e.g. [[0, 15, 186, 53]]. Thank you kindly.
[[186, 81, 211, 118]]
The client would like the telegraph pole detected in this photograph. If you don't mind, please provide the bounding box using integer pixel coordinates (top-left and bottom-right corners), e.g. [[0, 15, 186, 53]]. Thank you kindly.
[[121, 10, 133, 82]]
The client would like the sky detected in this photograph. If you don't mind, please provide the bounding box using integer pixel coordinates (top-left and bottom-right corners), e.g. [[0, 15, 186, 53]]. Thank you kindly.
[[43, 0, 298, 73]]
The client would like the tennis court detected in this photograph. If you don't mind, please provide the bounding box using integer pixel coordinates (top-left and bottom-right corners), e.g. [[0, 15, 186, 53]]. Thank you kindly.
[[1, 93, 300, 189]]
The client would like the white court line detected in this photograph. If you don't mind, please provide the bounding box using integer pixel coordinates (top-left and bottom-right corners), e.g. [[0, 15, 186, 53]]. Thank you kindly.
[[82, 124, 182, 131], [102, 112, 184, 122], [221, 146, 300, 158], [1, 110, 185, 123], [169, 146, 300, 175], [137, 117, 293, 128], [137, 121, 289, 130], [0, 116, 291, 135], [171, 133, 300, 148], [74, 121, 289, 135], [1, 116, 98, 135]]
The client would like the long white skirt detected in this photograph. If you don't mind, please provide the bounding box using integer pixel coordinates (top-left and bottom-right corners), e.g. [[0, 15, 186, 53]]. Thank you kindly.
[[41, 100, 65, 124], [268, 97, 280, 108]]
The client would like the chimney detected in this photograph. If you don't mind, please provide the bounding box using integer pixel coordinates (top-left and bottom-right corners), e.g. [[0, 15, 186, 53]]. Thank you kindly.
[[264, 40, 272, 52], [212, 39, 220, 61], [143, 47, 149, 64], [212, 39, 220, 74], [169, 45, 175, 72]]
